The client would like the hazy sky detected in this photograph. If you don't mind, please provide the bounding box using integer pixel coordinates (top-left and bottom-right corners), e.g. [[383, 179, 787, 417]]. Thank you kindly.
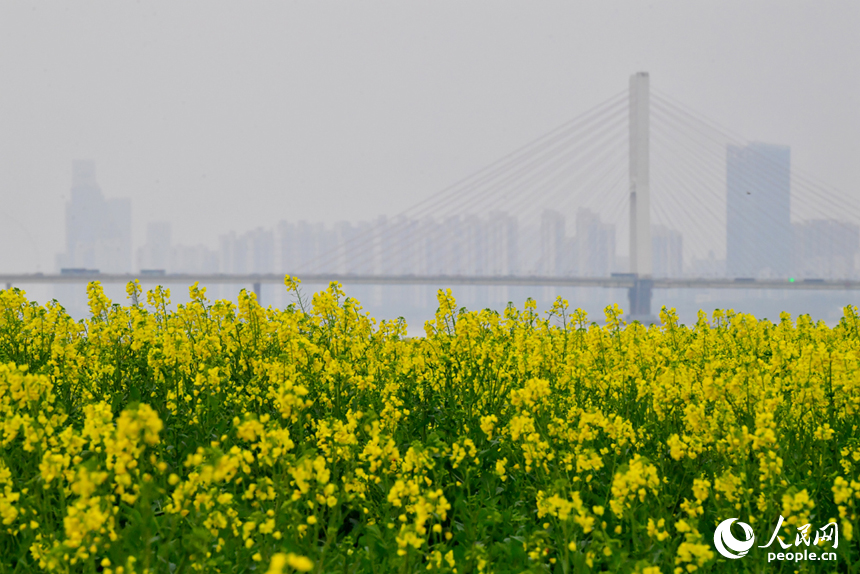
[[1, 1, 858, 272]]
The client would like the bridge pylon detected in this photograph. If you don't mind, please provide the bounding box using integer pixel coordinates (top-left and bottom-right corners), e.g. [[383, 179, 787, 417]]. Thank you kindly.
[[628, 72, 657, 324]]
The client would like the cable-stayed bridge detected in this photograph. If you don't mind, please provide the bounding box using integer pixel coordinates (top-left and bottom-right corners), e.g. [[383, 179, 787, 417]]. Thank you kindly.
[[4, 73, 859, 320]]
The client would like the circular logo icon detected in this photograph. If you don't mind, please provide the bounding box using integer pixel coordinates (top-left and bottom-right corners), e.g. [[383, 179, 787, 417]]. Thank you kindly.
[[714, 518, 755, 559]]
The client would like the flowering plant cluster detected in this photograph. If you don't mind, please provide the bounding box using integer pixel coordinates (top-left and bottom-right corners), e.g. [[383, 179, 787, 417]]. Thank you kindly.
[[0, 278, 857, 573]]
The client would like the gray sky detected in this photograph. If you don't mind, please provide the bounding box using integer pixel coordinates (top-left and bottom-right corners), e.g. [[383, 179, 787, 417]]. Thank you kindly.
[[1, 1, 858, 272]]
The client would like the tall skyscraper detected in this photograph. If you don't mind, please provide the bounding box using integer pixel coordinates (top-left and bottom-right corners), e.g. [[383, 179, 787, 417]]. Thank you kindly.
[[726, 142, 791, 278], [57, 160, 132, 273]]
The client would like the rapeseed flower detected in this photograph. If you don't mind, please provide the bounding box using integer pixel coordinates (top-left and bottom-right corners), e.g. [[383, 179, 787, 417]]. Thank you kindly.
[[0, 283, 857, 571]]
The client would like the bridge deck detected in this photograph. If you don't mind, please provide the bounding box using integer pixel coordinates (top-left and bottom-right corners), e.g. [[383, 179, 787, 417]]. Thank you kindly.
[[2, 273, 859, 291]]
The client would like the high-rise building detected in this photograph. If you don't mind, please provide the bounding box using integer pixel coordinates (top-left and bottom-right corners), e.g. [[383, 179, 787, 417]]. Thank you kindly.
[[540, 210, 565, 276], [651, 225, 683, 278], [334, 220, 371, 275], [137, 221, 172, 271], [793, 220, 859, 279], [570, 208, 615, 277], [219, 231, 248, 274], [414, 217, 442, 276], [487, 212, 518, 276], [440, 216, 466, 275], [277, 220, 323, 274], [463, 215, 488, 276], [57, 160, 131, 273], [138, 220, 220, 274], [55, 161, 131, 317], [247, 228, 274, 274], [219, 228, 273, 274], [170, 244, 219, 274], [726, 142, 791, 278], [376, 216, 413, 275]]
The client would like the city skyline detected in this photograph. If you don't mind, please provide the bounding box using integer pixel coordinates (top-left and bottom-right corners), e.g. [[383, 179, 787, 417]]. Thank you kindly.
[[58, 154, 858, 285], [48, 163, 858, 290]]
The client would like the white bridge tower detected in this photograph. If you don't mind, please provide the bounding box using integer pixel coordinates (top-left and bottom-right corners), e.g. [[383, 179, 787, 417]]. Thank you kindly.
[[627, 72, 655, 321]]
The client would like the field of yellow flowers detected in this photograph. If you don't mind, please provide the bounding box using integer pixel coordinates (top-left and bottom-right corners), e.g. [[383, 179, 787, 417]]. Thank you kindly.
[[0, 278, 858, 573]]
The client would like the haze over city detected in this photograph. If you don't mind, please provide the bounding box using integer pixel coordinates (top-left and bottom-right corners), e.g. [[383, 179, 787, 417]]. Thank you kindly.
[[1, 1, 859, 325], [5, 5, 860, 571]]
